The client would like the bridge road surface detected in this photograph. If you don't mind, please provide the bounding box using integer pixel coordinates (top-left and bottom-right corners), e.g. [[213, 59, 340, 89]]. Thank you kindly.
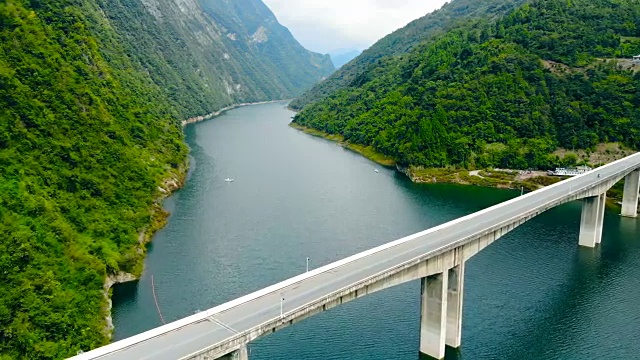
[[86, 154, 640, 360]]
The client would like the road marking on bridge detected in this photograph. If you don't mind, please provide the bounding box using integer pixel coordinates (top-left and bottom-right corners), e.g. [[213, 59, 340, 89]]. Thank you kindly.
[[68, 153, 640, 360], [207, 316, 239, 335]]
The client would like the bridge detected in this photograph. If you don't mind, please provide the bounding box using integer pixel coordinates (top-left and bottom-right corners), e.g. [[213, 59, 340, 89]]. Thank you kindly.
[[71, 153, 640, 360]]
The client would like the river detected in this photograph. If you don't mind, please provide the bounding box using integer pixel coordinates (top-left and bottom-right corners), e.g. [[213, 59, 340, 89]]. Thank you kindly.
[[112, 102, 640, 359]]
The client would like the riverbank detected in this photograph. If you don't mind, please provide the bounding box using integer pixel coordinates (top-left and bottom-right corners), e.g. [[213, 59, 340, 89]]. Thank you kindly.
[[398, 166, 560, 191], [406, 166, 625, 207], [103, 99, 294, 339], [289, 123, 627, 207], [105, 100, 286, 338], [102, 160, 188, 338], [289, 123, 537, 189], [289, 123, 396, 166], [182, 100, 290, 127]]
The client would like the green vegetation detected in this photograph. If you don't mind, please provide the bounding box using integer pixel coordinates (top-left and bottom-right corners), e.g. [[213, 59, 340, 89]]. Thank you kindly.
[[290, 0, 527, 110], [0, 1, 187, 357], [290, 123, 396, 166], [0, 0, 332, 358], [294, 0, 640, 171], [95, 0, 334, 119], [405, 167, 563, 192]]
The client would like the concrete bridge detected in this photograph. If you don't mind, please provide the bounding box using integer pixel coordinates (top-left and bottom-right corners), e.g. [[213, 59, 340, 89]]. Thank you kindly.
[[71, 153, 640, 360]]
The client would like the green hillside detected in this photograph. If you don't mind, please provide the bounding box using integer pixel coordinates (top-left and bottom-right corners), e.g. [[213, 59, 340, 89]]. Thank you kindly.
[[95, 0, 334, 119], [0, 0, 332, 358], [293, 0, 640, 170], [0, 1, 187, 357], [289, 0, 527, 110]]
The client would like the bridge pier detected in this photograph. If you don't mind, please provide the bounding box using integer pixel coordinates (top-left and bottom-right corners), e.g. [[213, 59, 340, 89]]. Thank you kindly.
[[230, 345, 248, 360], [622, 170, 640, 218], [420, 272, 448, 359], [579, 194, 605, 247], [596, 193, 605, 244], [446, 263, 464, 348]]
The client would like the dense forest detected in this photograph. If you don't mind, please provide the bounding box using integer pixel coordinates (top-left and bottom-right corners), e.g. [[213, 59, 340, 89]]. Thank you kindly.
[[0, 1, 187, 357], [94, 0, 334, 119], [294, 0, 640, 170], [0, 0, 332, 358], [290, 0, 527, 110]]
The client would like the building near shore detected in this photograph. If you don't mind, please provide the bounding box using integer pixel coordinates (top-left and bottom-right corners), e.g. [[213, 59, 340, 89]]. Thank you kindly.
[[547, 165, 593, 176]]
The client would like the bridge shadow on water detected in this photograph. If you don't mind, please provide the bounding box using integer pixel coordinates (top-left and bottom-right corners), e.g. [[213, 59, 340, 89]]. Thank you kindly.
[[418, 347, 463, 360]]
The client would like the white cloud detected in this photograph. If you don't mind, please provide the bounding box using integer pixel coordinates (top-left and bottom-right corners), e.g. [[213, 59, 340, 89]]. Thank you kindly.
[[262, 0, 449, 54]]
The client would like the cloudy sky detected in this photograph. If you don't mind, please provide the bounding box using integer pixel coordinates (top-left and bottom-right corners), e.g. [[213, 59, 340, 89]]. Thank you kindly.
[[262, 0, 449, 54]]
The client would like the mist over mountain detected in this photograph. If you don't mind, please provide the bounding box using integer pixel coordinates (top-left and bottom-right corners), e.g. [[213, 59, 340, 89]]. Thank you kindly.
[[330, 49, 363, 68]]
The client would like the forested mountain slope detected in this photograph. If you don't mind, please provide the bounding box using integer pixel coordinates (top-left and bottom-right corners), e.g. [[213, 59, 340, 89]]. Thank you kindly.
[[0, 0, 331, 358], [0, 2, 187, 358], [293, 0, 640, 170], [289, 0, 527, 110], [95, 0, 334, 118]]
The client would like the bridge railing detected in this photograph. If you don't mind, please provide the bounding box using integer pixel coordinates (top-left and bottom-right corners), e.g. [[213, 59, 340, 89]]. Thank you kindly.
[[71, 153, 640, 360]]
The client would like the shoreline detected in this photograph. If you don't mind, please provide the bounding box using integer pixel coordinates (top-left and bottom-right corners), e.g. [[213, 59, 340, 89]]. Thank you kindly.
[[289, 123, 626, 207], [289, 123, 396, 167], [104, 99, 292, 340], [182, 99, 291, 127], [102, 161, 188, 339]]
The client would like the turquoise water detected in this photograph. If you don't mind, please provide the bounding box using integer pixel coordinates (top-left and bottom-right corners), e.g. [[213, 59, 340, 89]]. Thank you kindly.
[[112, 102, 640, 359]]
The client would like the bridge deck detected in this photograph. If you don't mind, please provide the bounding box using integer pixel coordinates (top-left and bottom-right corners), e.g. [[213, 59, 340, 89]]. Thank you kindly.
[[72, 154, 640, 360]]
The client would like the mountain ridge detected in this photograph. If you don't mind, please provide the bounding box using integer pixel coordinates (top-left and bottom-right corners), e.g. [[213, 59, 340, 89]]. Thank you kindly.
[[96, 0, 334, 118], [290, 0, 527, 110], [293, 0, 640, 170], [0, 0, 332, 358]]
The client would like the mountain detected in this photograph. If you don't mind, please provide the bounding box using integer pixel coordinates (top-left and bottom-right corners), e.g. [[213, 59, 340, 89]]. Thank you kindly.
[[293, 0, 640, 170], [330, 50, 362, 68], [289, 0, 527, 110], [95, 0, 335, 118], [0, 0, 331, 358]]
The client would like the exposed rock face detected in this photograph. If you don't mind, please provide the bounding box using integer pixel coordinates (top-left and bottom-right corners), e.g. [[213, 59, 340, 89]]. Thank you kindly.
[[103, 273, 138, 337], [251, 25, 268, 43], [96, 0, 334, 119], [140, 0, 163, 21]]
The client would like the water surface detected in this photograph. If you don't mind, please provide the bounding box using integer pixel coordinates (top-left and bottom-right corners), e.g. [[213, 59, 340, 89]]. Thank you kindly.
[[113, 102, 640, 359]]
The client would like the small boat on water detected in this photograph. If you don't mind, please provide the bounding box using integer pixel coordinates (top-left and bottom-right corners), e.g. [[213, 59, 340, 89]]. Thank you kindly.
[[224, 178, 235, 182], [374, 169, 379, 173]]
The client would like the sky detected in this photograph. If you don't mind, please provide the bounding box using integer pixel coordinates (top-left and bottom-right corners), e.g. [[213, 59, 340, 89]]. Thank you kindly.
[[262, 0, 450, 55]]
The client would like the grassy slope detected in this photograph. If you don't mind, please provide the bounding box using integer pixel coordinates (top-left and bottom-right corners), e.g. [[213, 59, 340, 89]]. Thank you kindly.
[[289, 125, 627, 206], [289, 123, 396, 166]]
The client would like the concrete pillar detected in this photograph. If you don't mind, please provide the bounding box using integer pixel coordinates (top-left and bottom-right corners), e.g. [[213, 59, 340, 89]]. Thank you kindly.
[[621, 170, 640, 218], [579, 195, 604, 247], [596, 193, 605, 244], [230, 345, 248, 360], [446, 262, 464, 348], [420, 272, 448, 359]]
